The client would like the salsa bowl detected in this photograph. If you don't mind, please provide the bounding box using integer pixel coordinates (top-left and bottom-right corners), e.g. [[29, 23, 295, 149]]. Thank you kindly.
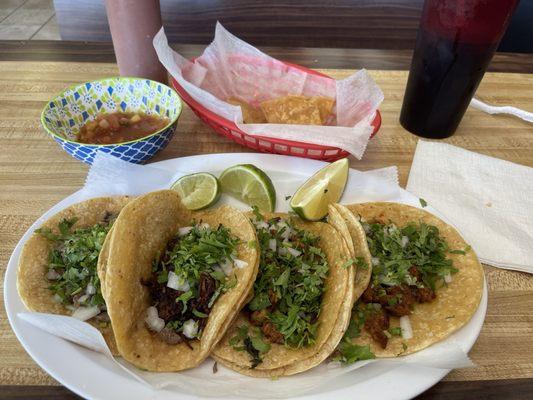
[[41, 77, 182, 165]]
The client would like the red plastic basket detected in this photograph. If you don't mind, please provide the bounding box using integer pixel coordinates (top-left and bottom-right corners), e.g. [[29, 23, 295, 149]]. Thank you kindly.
[[171, 61, 381, 162]]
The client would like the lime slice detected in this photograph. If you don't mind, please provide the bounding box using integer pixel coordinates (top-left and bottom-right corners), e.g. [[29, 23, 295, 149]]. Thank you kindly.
[[290, 158, 349, 221], [171, 172, 221, 210], [219, 164, 276, 212]]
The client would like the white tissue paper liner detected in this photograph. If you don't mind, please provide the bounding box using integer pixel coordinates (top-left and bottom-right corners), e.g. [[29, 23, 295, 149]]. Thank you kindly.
[[18, 153, 473, 398], [471, 98, 533, 123], [153, 23, 384, 158]]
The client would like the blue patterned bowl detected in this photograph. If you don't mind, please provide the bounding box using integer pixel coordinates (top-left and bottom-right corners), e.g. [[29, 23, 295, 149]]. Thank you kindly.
[[41, 77, 182, 165]]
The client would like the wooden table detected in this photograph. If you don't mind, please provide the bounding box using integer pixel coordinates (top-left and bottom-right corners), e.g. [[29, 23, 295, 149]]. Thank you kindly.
[[1, 41, 532, 400]]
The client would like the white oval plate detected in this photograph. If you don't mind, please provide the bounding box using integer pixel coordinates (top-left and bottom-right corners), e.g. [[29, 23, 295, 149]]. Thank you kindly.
[[4, 153, 486, 400]]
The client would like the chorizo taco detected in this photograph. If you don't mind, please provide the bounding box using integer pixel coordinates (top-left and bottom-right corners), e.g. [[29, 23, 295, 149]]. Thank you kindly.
[[212, 209, 354, 377], [17, 196, 130, 355], [100, 190, 259, 372], [332, 202, 484, 363]]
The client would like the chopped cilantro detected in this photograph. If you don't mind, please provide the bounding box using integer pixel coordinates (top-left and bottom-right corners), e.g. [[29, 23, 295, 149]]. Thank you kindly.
[[333, 339, 375, 364], [419, 198, 427, 208], [37, 217, 111, 310], [361, 220, 458, 291], [248, 211, 329, 349], [229, 325, 270, 368], [285, 195, 292, 201], [388, 327, 402, 336]]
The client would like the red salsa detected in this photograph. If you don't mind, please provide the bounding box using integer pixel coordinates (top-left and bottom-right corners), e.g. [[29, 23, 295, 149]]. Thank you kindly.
[[76, 112, 170, 144]]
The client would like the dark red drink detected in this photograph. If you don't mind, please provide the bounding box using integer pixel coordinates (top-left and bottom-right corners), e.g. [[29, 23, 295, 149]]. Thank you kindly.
[[400, 0, 519, 138]]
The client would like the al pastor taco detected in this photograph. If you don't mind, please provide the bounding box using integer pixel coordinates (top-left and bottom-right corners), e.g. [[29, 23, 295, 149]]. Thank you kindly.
[[213, 209, 354, 377], [332, 202, 484, 363], [17, 196, 130, 355], [100, 190, 259, 371]]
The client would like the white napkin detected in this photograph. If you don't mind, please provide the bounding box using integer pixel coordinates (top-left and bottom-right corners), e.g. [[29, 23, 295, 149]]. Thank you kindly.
[[407, 140, 533, 273], [471, 98, 533, 123], [153, 23, 384, 158]]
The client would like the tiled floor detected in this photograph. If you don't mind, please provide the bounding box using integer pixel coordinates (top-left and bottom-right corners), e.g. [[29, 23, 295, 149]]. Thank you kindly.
[[0, 0, 60, 40]]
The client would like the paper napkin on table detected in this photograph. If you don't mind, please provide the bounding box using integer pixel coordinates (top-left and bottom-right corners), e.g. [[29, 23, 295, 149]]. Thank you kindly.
[[407, 140, 533, 273], [152, 23, 383, 159]]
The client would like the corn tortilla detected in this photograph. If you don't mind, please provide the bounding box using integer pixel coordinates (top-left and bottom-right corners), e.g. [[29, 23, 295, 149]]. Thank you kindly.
[[102, 190, 259, 371], [17, 196, 130, 355]]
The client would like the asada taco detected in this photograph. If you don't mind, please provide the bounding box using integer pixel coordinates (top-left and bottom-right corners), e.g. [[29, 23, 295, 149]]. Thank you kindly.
[[213, 209, 354, 377], [100, 190, 259, 371], [17, 196, 130, 355], [331, 202, 484, 363]]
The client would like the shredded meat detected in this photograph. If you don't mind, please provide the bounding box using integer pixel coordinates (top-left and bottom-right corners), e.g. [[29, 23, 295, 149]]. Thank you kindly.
[[94, 312, 110, 322], [383, 285, 416, 317], [261, 321, 284, 344], [364, 309, 390, 349], [409, 266, 421, 281], [151, 285, 184, 321], [361, 281, 436, 348], [267, 289, 278, 308], [250, 309, 268, 326], [157, 327, 183, 345], [195, 272, 216, 314], [362, 286, 381, 303], [413, 286, 436, 303], [193, 272, 217, 330]]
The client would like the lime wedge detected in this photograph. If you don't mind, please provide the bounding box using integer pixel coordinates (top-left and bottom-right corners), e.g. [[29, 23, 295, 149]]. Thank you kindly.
[[171, 172, 221, 210], [219, 164, 276, 212], [290, 158, 349, 221]]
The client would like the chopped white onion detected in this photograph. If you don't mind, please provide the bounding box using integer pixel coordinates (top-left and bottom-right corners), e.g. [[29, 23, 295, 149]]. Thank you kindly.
[[278, 246, 288, 256], [233, 258, 248, 269], [371, 257, 380, 266], [183, 319, 199, 339], [444, 273, 453, 284], [167, 271, 190, 291], [220, 258, 234, 276], [255, 221, 269, 230], [401, 236, 409, 248], [86, 283, 96, 295], [400, 316, 413, 340], [387, 224, 398, 235], [72, 306, 100, 321], [200, 222, 210, 230], [287, 247, 302, 257], [178, 226, 193, 236], [268, 239, 277, 252], [46, 269, 60, 280], [77, 294, 90, 304], [52, 294, 62, 303], [145, 306, 165, 332], [278, 222, 292, 240]]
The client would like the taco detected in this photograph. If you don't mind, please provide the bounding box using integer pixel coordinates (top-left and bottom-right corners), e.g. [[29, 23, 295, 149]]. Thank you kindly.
[[17, 196, 130, 355], [332, 202, 484, 363], [212, 209, 354, 377], [100, 190, 259, 371]]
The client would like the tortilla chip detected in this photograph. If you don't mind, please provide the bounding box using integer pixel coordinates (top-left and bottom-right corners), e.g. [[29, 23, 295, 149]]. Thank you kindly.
[[260, 95, 322, 125], [227, 97, 266, 124], [17, 196, 130, 355], [309, 97, 335, 124], [102, 190, 259, 371], [345, 202, 484, 357], [213, 214, 354, 376]]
